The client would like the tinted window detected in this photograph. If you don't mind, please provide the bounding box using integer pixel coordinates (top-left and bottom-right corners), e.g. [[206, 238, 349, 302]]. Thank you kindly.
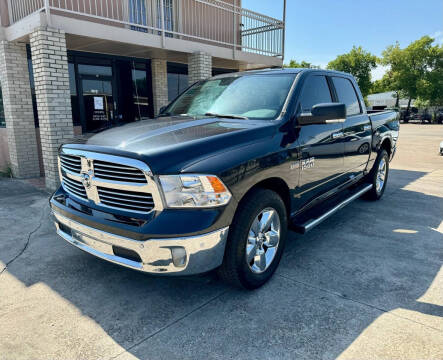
[[299, 75, 332, 112], [332, 77, 361, 116]]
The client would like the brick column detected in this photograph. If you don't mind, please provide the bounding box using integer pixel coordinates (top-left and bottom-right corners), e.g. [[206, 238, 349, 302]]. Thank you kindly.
[[30, 27, 74, 191], [0, 41, 40, 178], [188, 52, 212, 84], [151, 59, 168, 116]]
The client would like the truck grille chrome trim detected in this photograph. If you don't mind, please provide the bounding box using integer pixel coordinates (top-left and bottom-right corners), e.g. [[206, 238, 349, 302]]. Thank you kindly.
[[93, 159, 147, 183], [58, 148, 164, 213]]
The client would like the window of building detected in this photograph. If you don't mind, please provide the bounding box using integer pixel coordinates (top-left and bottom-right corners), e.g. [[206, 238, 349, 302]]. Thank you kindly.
[[299, 75, 332, 112], [132, 62, 151, 120], [331, 77, 361, 116], [78, 64, 113, 77], [68, 62, 81, 127], [0, 83, 5, 127], [167, 63, 188, 102]]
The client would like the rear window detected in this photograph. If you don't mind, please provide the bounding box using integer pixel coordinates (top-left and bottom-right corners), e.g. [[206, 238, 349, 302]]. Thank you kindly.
[[332, 77, 361, 116]]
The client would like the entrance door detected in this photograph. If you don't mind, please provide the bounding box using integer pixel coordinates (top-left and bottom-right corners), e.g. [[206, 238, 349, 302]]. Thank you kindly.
[[78, 64, 114, 132]]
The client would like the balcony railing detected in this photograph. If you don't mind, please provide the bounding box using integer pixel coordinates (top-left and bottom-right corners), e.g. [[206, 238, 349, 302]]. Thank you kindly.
[[6, 0, 284, 58]]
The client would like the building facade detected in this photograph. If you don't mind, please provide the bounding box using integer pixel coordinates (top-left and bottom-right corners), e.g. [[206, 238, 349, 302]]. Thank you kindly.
[[0, 0, 285, 189]]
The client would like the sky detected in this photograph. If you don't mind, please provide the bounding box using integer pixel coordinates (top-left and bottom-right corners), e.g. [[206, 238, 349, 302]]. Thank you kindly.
[[242, 0, 443, 80]]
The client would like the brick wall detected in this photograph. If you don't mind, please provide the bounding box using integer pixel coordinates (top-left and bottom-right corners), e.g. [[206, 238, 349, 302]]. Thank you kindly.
[[151, 59, 168, 116], [30, 27, 74, 190], [0, 41, 40, 178], [188, 52, 212, 84]]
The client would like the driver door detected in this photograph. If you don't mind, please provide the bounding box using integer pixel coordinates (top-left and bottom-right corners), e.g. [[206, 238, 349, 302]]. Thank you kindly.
[[296, 75, 345, 205]]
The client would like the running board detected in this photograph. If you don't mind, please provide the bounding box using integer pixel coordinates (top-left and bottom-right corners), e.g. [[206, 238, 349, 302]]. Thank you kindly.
[[291, 184, 372, 234]]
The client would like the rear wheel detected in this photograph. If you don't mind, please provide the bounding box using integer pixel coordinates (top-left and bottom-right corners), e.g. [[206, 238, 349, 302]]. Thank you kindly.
[[364, 150, 389, 201], [217, 188, 287, 289]]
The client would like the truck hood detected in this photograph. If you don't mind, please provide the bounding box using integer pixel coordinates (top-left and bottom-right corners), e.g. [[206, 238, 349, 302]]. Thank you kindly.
[[81, 116, 276, 173]]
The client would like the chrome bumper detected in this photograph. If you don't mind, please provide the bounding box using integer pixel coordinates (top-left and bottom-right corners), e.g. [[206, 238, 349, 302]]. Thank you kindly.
[[53, 211, 229, 275]]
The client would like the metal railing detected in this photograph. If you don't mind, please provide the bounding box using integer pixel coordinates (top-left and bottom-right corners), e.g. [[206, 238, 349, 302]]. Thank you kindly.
[[7, 0, 45, 23], [7, 0, 284, 58]]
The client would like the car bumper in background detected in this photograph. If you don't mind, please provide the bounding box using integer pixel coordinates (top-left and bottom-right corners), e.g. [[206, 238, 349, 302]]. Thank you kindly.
[[52, 211, 229, 275]]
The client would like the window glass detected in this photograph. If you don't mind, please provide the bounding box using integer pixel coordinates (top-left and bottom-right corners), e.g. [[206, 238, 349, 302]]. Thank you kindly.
[[68, 63, 81, 126], [299, 75, 332, 112], [68, 63, 77, 95], [0, 83, 5, 127], [165, 74, 295, 120], [332, 77, 361, 116], [78, 64, 112, 77], [168, 73, 188, 102]]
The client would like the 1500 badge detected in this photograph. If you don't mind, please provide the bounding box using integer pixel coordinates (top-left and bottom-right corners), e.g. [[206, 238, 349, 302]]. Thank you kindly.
[[301, 157, 315, 170]]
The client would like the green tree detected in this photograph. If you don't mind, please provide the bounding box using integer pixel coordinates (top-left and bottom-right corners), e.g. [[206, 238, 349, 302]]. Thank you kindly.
[[327, 46, 378, 97], [285, 60, 319, 69], [370, 73, 401, 107], [381, 36, 442, 115]]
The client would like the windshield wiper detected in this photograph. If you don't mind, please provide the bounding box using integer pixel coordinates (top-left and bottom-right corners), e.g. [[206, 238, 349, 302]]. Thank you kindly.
[[205, 112, 248, 120]]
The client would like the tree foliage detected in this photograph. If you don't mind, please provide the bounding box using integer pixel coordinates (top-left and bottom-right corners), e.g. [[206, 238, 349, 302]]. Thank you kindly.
[[381, 36, 443, 110], [285, 60, 319, 69], [327, 46, 377, 97]]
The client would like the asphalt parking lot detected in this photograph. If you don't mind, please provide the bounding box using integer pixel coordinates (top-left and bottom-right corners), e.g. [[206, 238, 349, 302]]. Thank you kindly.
[[1, 123, 442, 360]]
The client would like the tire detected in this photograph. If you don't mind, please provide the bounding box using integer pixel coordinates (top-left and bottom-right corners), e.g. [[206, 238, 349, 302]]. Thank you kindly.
[[364, 150, 389, 201], [217, 188, 288, 290]]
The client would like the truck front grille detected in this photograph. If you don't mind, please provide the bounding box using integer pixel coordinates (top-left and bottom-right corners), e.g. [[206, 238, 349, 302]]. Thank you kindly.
[[60, 154, 81, 173], [93, 160, 147, 183], [61, 174, 88, 200], [58, 150, 162, 214], [97, 187, 155, 212]]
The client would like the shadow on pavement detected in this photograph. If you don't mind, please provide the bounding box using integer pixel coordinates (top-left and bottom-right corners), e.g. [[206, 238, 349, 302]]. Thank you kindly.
[[0, 168, 442, 359]]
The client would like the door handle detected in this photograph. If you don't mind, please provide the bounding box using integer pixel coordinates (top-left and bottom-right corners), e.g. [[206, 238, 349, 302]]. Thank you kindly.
[[332, 132, 343, 139]]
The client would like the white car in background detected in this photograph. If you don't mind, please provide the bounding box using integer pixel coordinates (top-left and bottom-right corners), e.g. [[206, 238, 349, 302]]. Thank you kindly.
[[440, 141, 443, 155]]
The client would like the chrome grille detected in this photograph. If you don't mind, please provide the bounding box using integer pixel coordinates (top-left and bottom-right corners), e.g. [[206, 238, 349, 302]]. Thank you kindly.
[[62, 174, 87, 200], [93, 160, 147, 183], [97, 187, 154, 212], [60, 154, 81, 173], [58, 149, 163, 214]]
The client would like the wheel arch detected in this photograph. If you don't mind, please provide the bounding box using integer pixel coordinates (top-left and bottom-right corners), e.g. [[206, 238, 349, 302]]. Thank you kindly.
[[238, 177, 291, 217]]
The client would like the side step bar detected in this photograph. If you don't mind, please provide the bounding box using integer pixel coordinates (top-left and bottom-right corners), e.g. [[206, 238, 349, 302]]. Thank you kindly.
[[292, 184, 373, 234]]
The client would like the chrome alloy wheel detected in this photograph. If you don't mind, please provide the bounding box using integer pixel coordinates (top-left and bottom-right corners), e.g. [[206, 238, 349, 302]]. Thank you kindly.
[[376, 157, 387, 193], [246, 207, 281, 274]]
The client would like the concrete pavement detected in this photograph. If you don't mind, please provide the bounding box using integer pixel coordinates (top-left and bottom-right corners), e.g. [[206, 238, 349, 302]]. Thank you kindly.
[[0, 124, 442, 359]]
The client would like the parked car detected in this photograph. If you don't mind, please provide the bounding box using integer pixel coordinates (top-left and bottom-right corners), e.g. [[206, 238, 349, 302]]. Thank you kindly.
[[440, 141, 443, 155], [436, 109, 443, 124], [50, 69, 399, 289]]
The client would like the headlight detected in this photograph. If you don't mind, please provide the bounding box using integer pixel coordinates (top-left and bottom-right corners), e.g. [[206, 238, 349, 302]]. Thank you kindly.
[[159, 175, 231, 208]]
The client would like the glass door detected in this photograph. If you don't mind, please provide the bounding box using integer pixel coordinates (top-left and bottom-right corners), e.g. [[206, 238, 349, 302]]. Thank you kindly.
[[78, 64, 114, 132]]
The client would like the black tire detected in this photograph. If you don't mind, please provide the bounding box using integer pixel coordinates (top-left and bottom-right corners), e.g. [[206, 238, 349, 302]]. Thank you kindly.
[[217, 188, 288, 290], [364, 150, 389, 201]]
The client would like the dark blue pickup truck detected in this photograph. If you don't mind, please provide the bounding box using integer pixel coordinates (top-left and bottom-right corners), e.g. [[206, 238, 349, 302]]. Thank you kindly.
[[51, 69, 399, 289]]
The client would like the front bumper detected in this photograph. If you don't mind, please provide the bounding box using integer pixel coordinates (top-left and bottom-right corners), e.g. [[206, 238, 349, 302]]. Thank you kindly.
[[53, 211, 229, 275]]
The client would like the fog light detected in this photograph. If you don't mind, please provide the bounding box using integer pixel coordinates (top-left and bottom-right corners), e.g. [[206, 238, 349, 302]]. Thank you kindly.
[[170, 247, 187, 267]]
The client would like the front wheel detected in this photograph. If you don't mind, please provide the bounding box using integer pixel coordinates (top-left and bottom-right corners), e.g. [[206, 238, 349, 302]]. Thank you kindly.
[[217, 188, 287, 290], [364, 150, 389, 201]]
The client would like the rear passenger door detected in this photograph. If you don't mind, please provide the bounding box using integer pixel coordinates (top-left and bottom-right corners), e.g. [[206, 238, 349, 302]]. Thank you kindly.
[[296, 75, 345, 205], [331, 76, 371, 177]]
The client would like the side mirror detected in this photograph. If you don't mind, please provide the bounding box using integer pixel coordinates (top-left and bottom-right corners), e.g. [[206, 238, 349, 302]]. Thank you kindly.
[[297, 103, 346, 126]]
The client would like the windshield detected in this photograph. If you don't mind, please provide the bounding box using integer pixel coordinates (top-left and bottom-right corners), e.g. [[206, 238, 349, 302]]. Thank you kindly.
[[162, 74, 295, 120]]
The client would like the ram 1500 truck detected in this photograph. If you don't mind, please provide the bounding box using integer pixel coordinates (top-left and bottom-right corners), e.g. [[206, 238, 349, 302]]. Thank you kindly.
[[50, 69, 399, 289]]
